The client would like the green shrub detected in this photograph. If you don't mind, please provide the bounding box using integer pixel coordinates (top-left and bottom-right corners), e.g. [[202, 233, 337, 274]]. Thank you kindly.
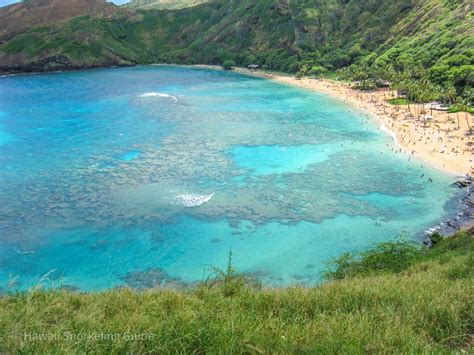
[[310, 65, 328, 77], [324, 240, 421, 280], [325, 231, 474, 281], [222, 60, 236, 70], [387, 98, 411, 105], [200, 251, 257, 297]]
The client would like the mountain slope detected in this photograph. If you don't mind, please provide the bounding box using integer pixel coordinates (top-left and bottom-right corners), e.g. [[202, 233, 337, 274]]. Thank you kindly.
[[0, 0, 118, 43], [126, 0, 208, 10], [0, 0, 472, 76]]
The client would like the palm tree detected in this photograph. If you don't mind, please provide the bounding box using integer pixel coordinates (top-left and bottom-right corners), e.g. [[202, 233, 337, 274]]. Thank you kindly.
[[440, 83, 457, 126], [460, 97, 472, 135], [376, 63, 393, 101], [443, 83, 456, 106], [389, 72, 400, 101], [295, 64, 309, 80], [454, 96, 461, 130], [427, 83, 440, 117], [400, 78, 412, 115]]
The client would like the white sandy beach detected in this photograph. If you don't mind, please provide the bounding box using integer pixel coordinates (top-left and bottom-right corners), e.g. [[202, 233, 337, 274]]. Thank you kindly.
[[193, 65, 473, 176], [239, 68, 473, 176]]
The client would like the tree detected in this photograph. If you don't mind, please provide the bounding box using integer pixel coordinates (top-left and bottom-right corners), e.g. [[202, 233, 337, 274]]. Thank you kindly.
[[445, 54, 471, 67], [310, 65, 327, 77], [451, 65, 474, 95], [331, 51, 352, 68], [429, 65, 451, 85], [453, 95, 462, 130], [460, 98, 472, 134], [386, 64, 401, 100], [442, 83, 457, 105], [440, 83, 458, 127], [222, 60, 236, 70], [463, 88, 473, 106], [295, 64, 309, 79], [427, 83, 440, 117], [460, 88, 473, 134]]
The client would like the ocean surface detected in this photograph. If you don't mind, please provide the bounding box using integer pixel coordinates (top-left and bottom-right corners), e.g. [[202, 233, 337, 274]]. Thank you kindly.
[[0, 66, 462, 291]]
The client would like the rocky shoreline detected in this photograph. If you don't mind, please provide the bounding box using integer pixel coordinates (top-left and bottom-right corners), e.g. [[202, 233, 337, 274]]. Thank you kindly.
[[0, 55, 135, 75], [425, 178, 473, 243]]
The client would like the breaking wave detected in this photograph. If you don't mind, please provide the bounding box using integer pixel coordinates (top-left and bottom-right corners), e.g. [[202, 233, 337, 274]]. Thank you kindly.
[[138, 92, 178, 102], [174, 193, 214, 207], [379, 123, 398, 143]]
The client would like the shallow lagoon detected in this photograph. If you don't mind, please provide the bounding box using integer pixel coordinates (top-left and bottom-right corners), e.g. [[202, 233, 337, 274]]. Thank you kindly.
[[0, 66, 462, 290]]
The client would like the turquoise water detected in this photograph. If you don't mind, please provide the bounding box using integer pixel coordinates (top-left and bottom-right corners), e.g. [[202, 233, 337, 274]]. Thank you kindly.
[[231, 144, 339, 175], [121, 150, 141, 162], [0, 66, 462, 291]]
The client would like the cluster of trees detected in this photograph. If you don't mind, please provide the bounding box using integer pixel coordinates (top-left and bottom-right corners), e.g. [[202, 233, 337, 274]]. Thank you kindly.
[[222, 60, 236, 70], [294, 65, 328, 79], [337, 56, 473, 112]]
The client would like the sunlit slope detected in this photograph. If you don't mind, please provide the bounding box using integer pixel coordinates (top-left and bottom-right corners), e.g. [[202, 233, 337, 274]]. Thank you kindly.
[[126, 0, 208, 10], [0, 0, 471, 74]]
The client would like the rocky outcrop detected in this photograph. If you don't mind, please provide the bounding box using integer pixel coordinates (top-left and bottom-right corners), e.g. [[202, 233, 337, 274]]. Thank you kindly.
[[0, 52, 135, 74]]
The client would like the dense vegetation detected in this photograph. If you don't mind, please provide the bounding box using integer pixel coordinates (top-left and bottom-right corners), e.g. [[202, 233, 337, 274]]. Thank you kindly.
[[0, 230, 473, 352], [338, 56, 473, 116], [126, 0, 209, 10], [1, 0, 472, 103]]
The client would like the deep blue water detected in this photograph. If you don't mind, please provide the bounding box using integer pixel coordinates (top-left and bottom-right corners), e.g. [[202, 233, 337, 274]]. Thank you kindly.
[[0, 66, 462, 291]]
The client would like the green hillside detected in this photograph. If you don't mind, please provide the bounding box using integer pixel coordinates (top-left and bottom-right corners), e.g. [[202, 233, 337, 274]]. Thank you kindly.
[[0, 0, 472, 78], [126, 0, 209, 10], [0, 230, 472, 352]]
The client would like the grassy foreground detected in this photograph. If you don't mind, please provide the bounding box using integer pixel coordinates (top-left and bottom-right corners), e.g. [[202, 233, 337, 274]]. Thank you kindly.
[[0, 231, 472, 353]]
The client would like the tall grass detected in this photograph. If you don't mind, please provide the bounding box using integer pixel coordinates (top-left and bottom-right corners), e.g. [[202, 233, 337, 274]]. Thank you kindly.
[[0, 231, 472, 353]]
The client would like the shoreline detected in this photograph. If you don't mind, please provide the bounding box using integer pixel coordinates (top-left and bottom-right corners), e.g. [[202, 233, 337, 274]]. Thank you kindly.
[[2, 63, 473, 233], [191, 64, 473, 176], [232, 67, 473, 177], [6, 62, 470, 176], [192, 64, 474, 233]]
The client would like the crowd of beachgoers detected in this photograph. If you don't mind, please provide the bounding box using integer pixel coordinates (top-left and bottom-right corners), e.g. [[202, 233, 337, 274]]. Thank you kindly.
[[228, 67, 473, 177]]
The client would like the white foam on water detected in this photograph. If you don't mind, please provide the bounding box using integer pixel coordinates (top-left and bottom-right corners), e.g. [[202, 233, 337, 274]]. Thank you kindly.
[[379, 123, 398, 143], [174, 193, 214, 207], [15, 249, 35, 255], [139, 92, 178, 102]]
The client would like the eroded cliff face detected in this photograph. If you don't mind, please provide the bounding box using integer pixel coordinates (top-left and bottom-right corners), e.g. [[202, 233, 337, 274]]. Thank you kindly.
[[0, 0, 117, 43]]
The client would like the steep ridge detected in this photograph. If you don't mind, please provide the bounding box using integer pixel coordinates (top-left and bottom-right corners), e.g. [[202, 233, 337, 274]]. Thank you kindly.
[[0, 0, 118, 43]]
